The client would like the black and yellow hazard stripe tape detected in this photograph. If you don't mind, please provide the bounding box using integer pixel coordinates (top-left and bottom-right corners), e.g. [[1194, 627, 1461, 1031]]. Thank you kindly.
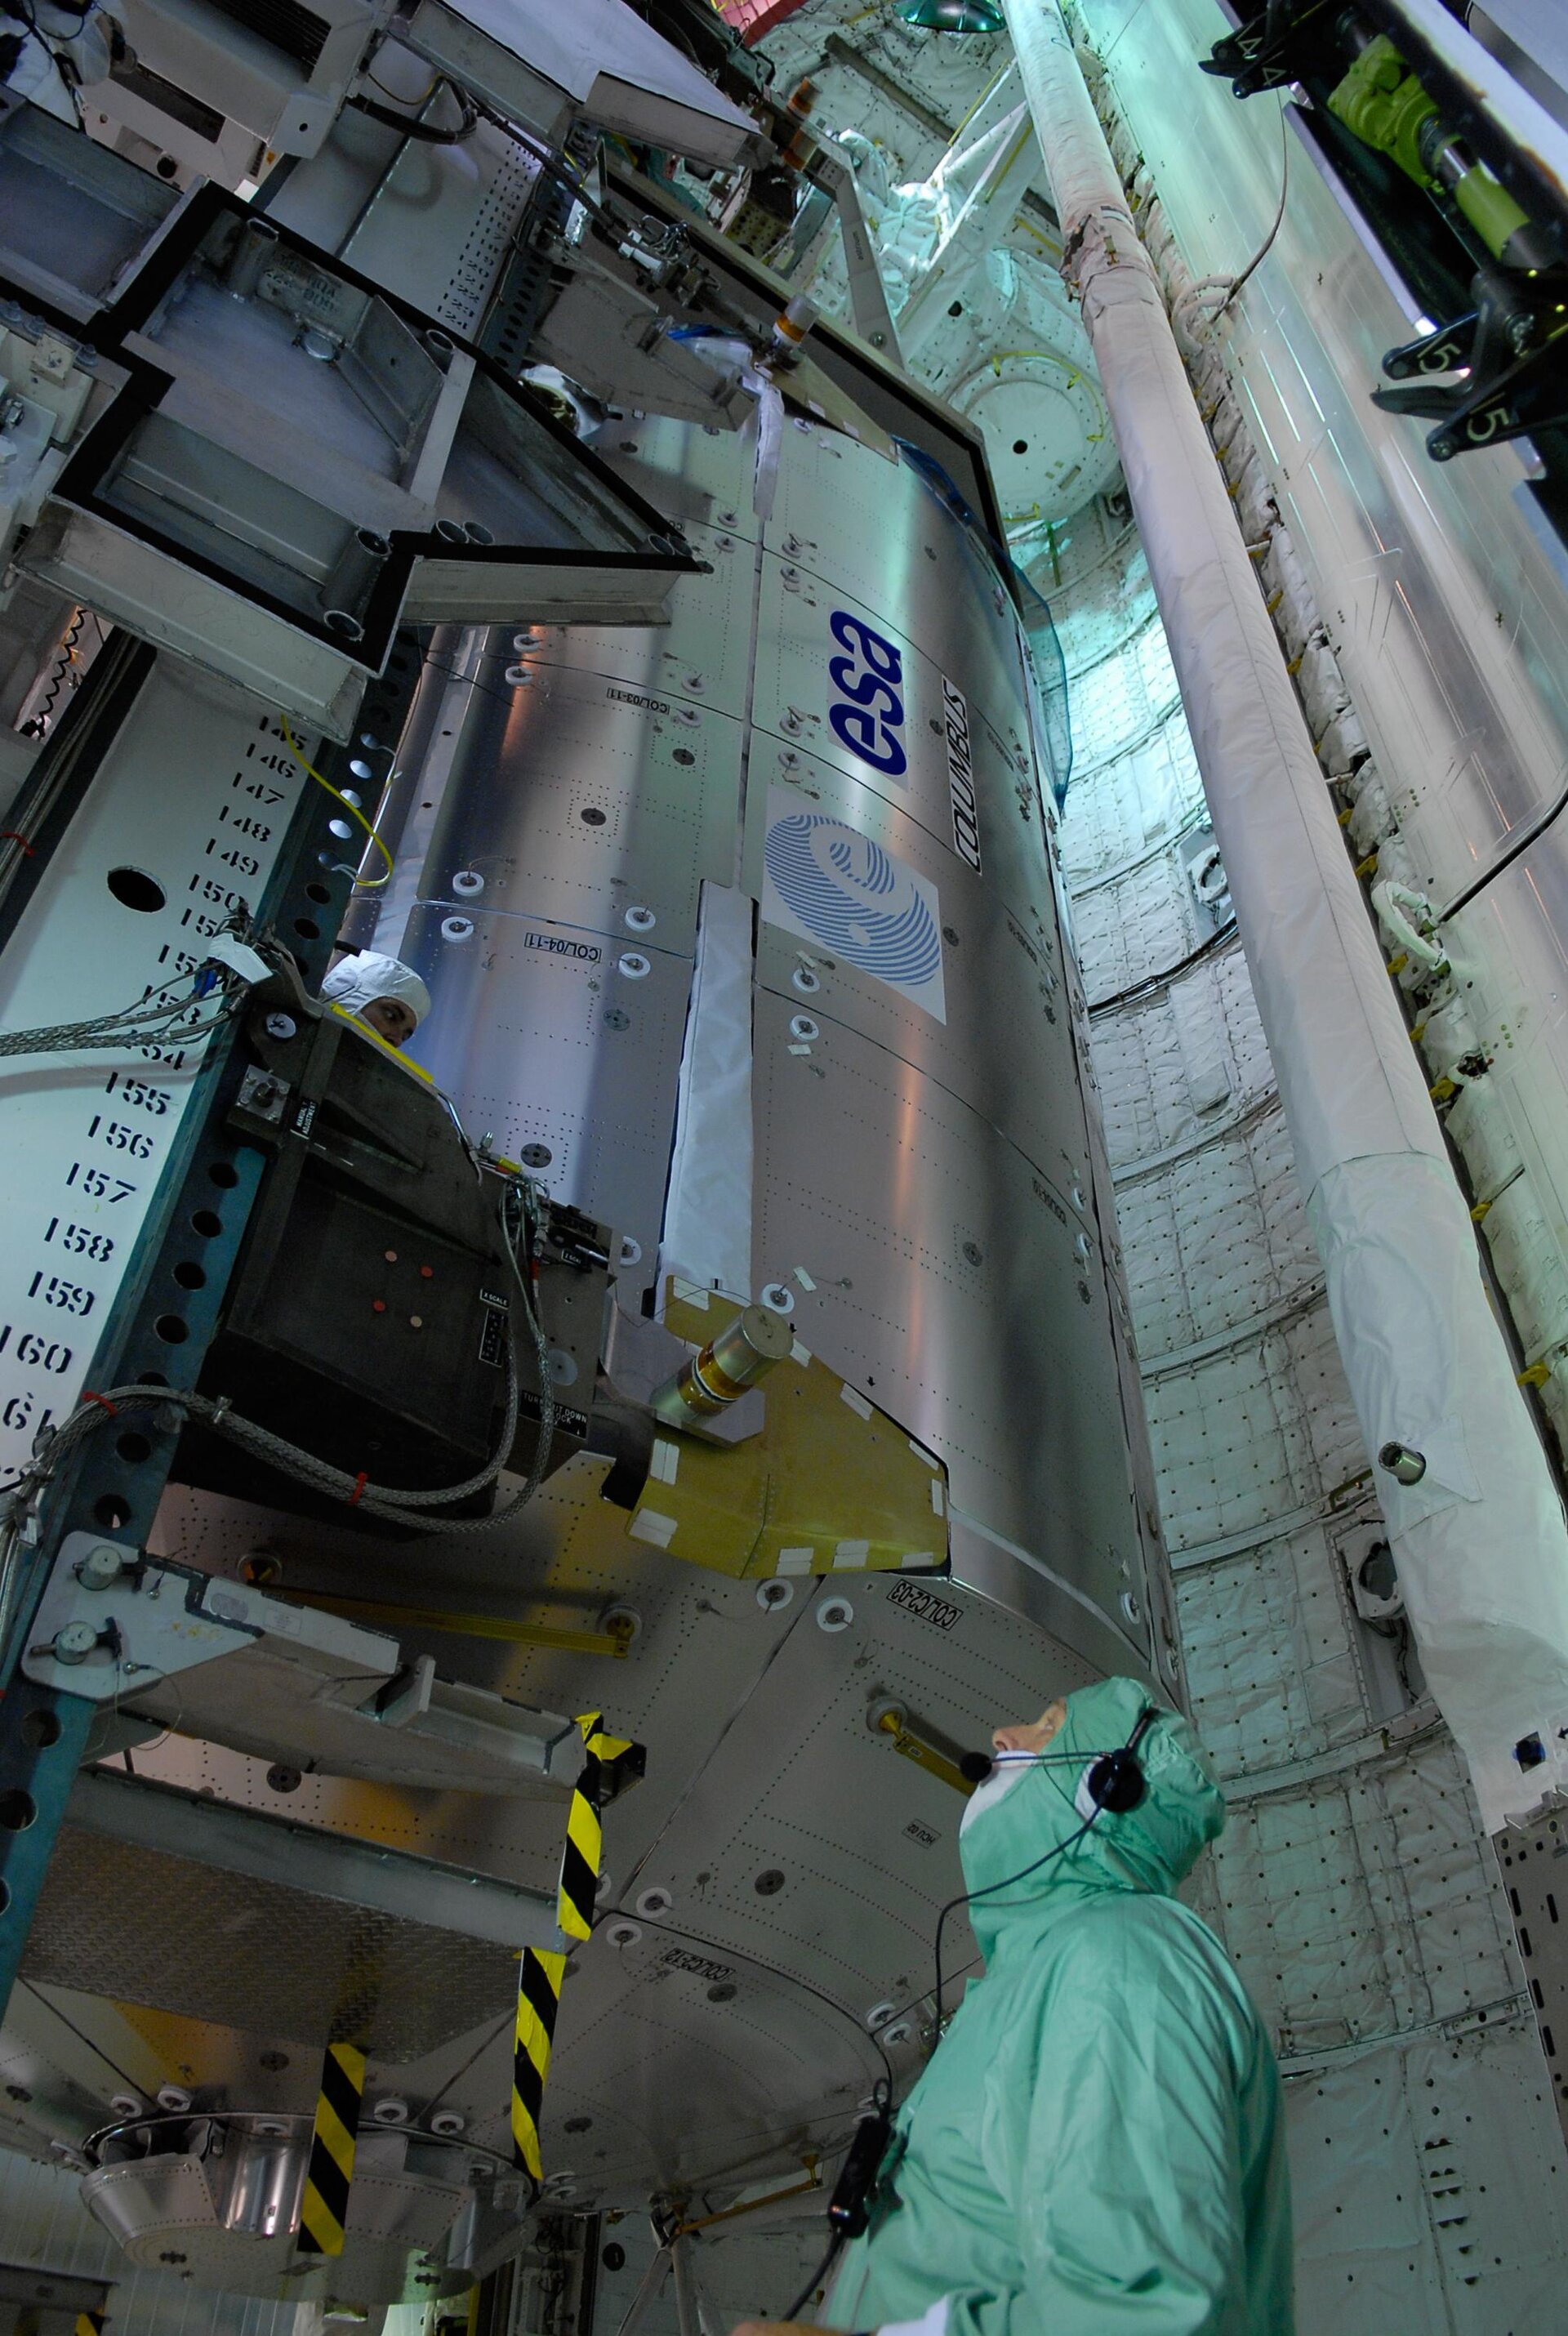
[[511, 1940, 566, 2187], [511, 1712, 643, 2187], [297, 2040, 367, 2256], [75, 2313, 106, 2334]]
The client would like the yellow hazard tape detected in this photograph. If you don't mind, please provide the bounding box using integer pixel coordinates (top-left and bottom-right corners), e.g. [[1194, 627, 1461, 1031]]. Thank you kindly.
[[511, 1943, 566, 2187], [75, 2315, 106, 2335], [297, 2040, 366, 2257], [510, 1713, 638, 2188], [558, 1713, 635, 1940]]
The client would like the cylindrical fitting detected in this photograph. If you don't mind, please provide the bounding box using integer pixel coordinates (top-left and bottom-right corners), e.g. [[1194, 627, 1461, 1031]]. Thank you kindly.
[[322, 526, 390, 622], [226, 218, 280, 300], [75, 1542, 124, 1591], [770, 295, 818, 363], [1379, 1440, 1428, 1486], [653, 1303, 793, 1429]]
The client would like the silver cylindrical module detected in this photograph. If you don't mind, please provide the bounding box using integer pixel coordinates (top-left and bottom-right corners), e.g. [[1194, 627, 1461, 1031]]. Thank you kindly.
[[388, 408, 1168, 1681]]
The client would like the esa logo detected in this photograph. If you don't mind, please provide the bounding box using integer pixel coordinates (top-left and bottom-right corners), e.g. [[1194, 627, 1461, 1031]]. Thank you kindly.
[[827, 610, 907, 779]]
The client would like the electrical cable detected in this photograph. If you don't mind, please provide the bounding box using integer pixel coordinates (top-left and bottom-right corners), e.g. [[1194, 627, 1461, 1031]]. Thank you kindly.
[[0, 1188, 555, 1543], [363, 58, 437, 106], [1173, 96, 1290, 350], [931, 1806, 1101, 2047], [466, 96, 616, 226], [871, 1722, 1161, 2049], [1, 0, 86, 121], [1437, 760, 1568, 922], [499, 1178, 558, 1516], [1214, 96, 1290, 317], [783, 2230, 847, 2321], [0, 969, 238, 1059], [347, 83, 476, 145], [278, 715, 394, 890], [764, 1725, 1160, 2321], [1087, 917, 1238, 1014]]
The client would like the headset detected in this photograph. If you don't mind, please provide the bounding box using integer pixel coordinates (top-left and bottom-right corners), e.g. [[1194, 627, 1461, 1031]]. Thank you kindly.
[[778, 1705, 1162, 2323], [956, 1701, 1160, 1813], [933, 1703, 1160, 2027]]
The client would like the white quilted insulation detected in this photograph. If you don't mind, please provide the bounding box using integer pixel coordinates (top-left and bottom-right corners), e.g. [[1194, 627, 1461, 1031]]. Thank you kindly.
[[1051, 523, 1568, 2326]]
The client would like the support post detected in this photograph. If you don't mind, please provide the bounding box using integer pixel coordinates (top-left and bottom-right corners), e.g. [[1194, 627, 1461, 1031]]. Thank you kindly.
[[1004, 0, 1568, 1828]]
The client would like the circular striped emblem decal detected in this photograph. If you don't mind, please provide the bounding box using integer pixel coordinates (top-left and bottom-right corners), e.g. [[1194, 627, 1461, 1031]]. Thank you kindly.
[[764, 814, 941, 987]]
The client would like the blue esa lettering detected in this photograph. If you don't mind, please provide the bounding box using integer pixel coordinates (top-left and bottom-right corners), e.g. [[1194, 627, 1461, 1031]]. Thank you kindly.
[[827, 610, 908, 778]]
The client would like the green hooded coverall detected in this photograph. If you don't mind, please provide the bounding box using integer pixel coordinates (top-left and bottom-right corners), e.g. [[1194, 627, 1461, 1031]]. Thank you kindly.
[[824, 1677, 1294, 2336]]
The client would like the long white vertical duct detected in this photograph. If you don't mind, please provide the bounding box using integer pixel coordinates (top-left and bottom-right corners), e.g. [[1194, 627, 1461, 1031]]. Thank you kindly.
[[1005, 0, 1568, 1830]]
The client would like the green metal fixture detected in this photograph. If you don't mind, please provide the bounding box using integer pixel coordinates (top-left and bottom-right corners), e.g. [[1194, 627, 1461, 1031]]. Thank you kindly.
[[1328, 33, 1532, 266]]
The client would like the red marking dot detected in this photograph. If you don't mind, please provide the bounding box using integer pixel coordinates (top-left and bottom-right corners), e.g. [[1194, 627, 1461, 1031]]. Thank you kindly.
[[420, 1264, 434, 1278], [372, 1299, 386, 1313]]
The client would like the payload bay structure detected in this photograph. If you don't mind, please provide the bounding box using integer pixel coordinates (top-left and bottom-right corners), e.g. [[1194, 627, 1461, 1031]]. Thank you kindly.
[[1, 0, 1567, 2326]]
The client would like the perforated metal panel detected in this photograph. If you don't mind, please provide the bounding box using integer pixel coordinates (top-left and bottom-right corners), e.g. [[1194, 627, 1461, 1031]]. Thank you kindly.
[[762, 420, 1028, 720], [402, 901, 691, 1270], [498, 520, 757, 720], [413, 657, 739, 947], [746, 746, 1087, 1200], [751, 987, 1142, 1630], [751, 555, 1055, 936], [23, 1823, 517, 2061]]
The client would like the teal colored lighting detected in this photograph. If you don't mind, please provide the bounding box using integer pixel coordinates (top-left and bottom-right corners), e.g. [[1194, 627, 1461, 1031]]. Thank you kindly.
[[893, 0, 1006, 29]]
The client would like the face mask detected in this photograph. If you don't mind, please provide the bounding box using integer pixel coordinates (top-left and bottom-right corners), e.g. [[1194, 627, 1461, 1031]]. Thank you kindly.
[[959, 1757, 1031, 1834]]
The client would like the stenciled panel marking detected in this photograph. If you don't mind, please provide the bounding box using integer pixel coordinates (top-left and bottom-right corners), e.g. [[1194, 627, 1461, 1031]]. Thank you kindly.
[[402, 903, 690, 1270], [765, 417, 1031, 720], [752, 556, 1054, 934], [413, 655, 739, 948], [497, 522, 756, 720], [0, 671, 305, 1477], [752, 991, 1143, 1629], [745, 754, 1089, 1201]]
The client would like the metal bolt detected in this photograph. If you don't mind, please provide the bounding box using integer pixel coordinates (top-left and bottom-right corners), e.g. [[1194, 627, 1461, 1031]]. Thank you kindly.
[[264, 1013, 296, 1041]]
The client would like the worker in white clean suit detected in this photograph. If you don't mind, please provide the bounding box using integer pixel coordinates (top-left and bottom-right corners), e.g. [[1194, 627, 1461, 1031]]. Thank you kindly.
[[320, 951, 432, 1049], [733, 1676, 1294, 2336]]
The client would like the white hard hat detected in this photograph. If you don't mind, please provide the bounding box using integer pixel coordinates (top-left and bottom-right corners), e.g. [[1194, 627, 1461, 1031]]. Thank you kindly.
[[320, 951, 432, 1028]]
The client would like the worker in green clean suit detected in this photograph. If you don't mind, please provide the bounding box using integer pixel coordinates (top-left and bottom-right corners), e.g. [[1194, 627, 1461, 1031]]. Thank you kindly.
[[733, 1675, 1293, 2336]]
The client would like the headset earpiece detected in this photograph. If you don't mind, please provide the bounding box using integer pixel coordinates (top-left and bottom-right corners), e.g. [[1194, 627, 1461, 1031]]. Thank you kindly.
[[1084, 1704, 1160, 1816], [1083, 1748, 1145, 1814]]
